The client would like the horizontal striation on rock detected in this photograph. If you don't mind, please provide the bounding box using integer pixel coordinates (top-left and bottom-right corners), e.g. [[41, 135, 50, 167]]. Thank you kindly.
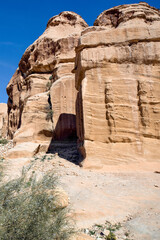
[[75, 3, 160, 167], [94, 2, 160, 28], [5, 3, 160, 166], [7, 11, 88, 148]]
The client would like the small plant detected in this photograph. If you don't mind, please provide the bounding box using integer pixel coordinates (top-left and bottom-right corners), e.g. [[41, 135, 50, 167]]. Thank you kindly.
[[46, 109, 53, 121], [45, 104, 53, 122], [95, 224, 103, 228], [89, 230, 96, 236], [34, 155, 54, 162], [125, 231, 129, 237], [85, 221, 120, 240], [49, 75, 53, 80], [0, 170, 75, 240], [114, 222, 121, 230], [46, 81, 52, 91], [41, 154, 47, 162], [0, 138, 8, 145], [106, 232, 116, 240]]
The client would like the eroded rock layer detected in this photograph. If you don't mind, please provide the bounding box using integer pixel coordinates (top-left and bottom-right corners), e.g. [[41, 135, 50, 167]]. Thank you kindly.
[[6, 3, 160, 165], [7, 11, 88, 147], [75, 2, 160, 167]]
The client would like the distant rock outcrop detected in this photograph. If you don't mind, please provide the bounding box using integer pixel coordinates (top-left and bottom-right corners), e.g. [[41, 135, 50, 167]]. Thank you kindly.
[[5, 3, 160, 166], [0, 103, 7, 138]]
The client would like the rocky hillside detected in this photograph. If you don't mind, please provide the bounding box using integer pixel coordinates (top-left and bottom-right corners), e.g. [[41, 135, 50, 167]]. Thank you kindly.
[[3, 2, 160, 167]]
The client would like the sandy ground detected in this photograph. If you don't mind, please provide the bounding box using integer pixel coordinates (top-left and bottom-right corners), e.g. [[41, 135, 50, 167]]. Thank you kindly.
[[2, 153, 160, 240]]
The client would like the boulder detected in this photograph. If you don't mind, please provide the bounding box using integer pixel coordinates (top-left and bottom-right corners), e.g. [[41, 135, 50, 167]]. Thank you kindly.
[[6, 142, 40, 159]]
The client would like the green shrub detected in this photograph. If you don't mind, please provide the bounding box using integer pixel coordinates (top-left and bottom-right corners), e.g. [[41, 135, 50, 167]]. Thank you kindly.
[[46, 109, 53, 121], [0, 139, 8, 145], [49, 75, 53, 81], [106, 232, 116, 240], [0, 170, 74, 240], [46, 81, 52, 91]]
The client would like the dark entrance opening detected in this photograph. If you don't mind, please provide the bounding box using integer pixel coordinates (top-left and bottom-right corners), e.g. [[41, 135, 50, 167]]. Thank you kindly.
[[54, 113, 77, 141], [47, 113, 82, 165]]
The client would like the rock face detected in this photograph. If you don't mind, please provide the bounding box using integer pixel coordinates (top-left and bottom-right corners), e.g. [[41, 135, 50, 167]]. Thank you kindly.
[[6, 142, 40, 159], [7, 11, 88, 148], [0, 103, 7, 138], [6, 3, 160, 166], [75, 2, 160, 167]]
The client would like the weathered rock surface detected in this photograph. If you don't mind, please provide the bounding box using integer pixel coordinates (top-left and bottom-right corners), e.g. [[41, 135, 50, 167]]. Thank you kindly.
[[7, 11, 88, 150], [0, 103, 7, 138], [50, 74, 77, 140], [13, 92, 53, 145], [75, 2, 160, 167], [6, 3, 160, 166], [6, 142, 40, 159]]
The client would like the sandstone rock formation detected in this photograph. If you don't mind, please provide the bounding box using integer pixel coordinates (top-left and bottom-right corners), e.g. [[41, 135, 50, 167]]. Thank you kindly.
[[6, 142, 40, 159], [75, 2, 160, 167], [0, 103, 7, 138], [6, 12, 88, 153], [6, 3, 160, 166]]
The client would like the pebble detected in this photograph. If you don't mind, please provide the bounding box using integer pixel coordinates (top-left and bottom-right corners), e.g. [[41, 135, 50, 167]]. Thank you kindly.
[[103, 229, 110, 236], [59, 163, 65, 167]]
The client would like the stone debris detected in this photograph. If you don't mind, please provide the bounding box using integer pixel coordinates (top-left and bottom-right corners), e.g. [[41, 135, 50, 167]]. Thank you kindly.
[[0, 140, 13, 159]]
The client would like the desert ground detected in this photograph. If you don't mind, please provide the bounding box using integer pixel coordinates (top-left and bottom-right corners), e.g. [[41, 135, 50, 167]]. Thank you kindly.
[[1, 142, 160, 240]]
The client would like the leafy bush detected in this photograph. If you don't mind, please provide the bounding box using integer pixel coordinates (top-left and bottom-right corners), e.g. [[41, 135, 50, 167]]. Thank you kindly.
[[0, 138, 8, 145], [0, 170, 74, 240]]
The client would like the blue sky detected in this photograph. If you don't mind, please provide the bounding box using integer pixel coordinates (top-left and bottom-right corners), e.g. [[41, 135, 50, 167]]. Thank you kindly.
[[0, 0, 160, 103]]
